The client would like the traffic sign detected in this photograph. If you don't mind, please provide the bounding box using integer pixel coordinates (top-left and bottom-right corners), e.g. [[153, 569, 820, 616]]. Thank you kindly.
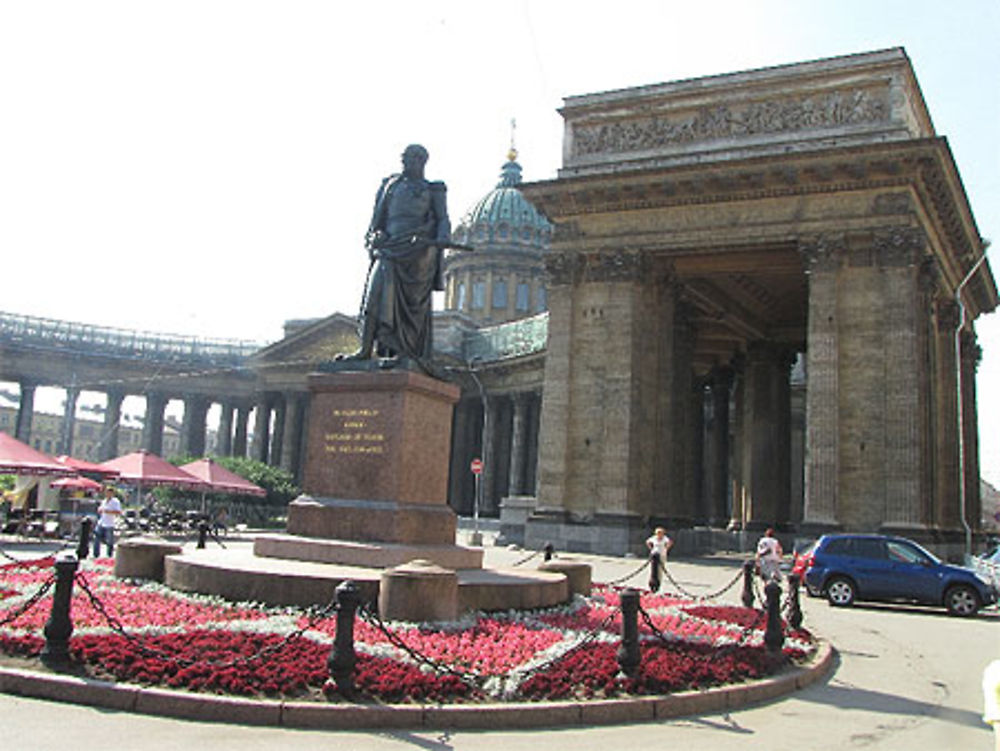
[[470, 458, 483, 475]]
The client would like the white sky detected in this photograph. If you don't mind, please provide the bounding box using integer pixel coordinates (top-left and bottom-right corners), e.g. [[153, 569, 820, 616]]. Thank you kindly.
[[1, 1, 999, 480]]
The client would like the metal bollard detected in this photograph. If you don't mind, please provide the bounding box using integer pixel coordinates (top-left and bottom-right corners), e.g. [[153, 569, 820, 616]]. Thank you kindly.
[[197, 520, 209, 549], [741, 559, 756, 608], [617, 587, 640, 677], [327, 580, 360, 697], [76, 517, 93, 561], [764, 579, 784, 654], [786, 573, 803, 630], [41, 551, 80, 668], [543, 542, 554, 561]]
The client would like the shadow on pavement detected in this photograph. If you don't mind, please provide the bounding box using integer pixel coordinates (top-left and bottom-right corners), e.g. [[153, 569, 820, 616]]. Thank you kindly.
[[802, 681, 983, 730]]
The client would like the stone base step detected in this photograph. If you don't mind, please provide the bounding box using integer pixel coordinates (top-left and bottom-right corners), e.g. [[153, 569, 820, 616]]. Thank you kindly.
[[163, 546, 568, 613], [253, 533, 483, 570]]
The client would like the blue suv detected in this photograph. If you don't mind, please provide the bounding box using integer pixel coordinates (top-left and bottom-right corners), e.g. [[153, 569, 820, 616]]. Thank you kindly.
[[797, 533, 997, 617]]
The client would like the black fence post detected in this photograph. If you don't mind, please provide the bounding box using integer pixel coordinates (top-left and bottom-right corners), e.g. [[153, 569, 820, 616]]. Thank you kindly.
[[786, 573, 803, 630], [617, 587, 640, 678], [764, 579, 784, 655], [543, 542, 554, 561], [328, 580, 360, 697], [41, 552, 79, 668], [741, 559, 756, 608], [197, 520, 209, 549], [76, 517, 93, 561]]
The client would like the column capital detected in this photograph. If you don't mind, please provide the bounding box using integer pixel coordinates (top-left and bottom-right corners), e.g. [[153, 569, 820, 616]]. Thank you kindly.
[[799, 232, 847, 272], [873, 226, 926, 267], [934, 297, 960, 330]]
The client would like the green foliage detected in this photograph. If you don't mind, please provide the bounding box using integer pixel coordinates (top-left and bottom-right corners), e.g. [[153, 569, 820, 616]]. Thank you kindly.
[[0, 475, 14, 492], [165, 455, 300, 507]]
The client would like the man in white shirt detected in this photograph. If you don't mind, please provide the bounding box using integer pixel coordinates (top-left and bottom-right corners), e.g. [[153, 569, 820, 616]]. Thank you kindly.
[[755, 527, 784, 582], [646, 527, 673, 592], [93, 486, 122, 558]]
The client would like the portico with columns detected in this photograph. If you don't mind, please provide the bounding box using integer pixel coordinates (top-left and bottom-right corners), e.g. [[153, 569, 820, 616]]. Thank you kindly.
[[519, 48, 996, 554]]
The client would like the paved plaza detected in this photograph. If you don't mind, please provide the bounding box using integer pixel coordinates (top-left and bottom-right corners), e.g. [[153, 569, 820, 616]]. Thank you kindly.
[[0, 533, 995, 750]]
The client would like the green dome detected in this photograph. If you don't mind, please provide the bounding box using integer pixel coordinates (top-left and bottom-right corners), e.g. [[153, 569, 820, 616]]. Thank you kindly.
[[453, 151, 552, 250]]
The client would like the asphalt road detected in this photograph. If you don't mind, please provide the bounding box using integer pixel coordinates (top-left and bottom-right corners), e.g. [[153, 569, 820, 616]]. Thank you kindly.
[[1, 535, 996, 750]]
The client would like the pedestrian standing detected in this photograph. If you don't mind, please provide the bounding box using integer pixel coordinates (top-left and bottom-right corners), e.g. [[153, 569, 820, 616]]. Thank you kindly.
[[646, 527, 673, 592], [93, 486, 122, 558], [755, 527, 784, 582]]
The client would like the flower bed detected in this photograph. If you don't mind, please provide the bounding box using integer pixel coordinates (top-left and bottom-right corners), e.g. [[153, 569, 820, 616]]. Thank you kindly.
[[0, 556, 814, 703]]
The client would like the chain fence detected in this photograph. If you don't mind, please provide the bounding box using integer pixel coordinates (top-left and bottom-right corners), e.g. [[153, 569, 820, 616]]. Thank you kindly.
[[72, 571, 339, 669], [0, 573, 55, 629]]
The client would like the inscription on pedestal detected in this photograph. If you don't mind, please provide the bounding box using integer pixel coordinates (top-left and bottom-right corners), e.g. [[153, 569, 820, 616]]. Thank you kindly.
[[302, 371, 460, 506], [325, 408, 385, 456]]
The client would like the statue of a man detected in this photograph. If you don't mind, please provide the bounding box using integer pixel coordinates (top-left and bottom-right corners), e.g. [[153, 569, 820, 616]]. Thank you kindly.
[[343, 144, 451, 365]]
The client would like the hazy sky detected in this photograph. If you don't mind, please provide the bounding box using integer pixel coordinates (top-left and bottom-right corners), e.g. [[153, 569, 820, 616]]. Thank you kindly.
[[2, 1, 999, 479]]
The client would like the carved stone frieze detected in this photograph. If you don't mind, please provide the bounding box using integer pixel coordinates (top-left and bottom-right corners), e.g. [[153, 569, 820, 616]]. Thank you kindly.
[[571, 87, 889, 159]]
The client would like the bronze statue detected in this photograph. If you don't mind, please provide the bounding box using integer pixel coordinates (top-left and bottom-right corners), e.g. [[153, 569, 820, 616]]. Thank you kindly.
[[341, 144, 451, 366]]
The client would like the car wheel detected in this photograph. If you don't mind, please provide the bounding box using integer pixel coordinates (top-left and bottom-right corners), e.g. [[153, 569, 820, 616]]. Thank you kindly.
[[945, 585, 980, 617], [825, 576, 856, 607]]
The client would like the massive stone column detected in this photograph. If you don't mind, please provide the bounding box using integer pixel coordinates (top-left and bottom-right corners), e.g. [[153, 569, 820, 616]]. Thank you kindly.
[[180, 395, 209, 458], [530, 249, 677, 553], [932, 296, 961, 530], [233, 401, 251, 458], [251, 395, 272, 464], [100, 389, 124, 461], [524, 389, 541, 496], [802, 228, 929, 532], [960, 330, 983, 532], [270, 399, 287, 468], [279, 392, 304, 476], [668, 304, 698, 525], [446, 397, 474, 515], [729, 364, 746, 529], [740, 342, 793, 528], [15, 381, 36, 444], [59, 386, 80, 455], [802, 235, 841, 528], [142, 392, 167, 455], [878, 229, 925, 529], [481, 396, 500, 515], [703, 367, 733, 527], [507, 391, 529, 496], [217, 402, 234, 456]]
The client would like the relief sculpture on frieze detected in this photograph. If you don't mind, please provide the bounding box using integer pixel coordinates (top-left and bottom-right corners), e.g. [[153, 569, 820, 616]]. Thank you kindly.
[[572, 87, 889, 158]]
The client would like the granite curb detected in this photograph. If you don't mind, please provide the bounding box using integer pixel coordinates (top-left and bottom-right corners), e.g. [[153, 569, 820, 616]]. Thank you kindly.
[[0, 640, 834, 729]]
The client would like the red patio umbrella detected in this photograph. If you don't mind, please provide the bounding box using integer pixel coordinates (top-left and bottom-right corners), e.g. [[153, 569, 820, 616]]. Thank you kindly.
[[99, 450, 207, 492], [56, 455, 121, 479], [0, 432, 76, 477], [51, 475, 104, 492], [178, 458, 266, 497]]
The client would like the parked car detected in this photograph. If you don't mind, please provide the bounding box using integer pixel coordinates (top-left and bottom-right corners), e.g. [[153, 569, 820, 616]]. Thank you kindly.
[[794, 533, 997, 617]]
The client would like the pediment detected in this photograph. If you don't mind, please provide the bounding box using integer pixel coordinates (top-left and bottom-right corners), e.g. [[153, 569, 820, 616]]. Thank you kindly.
[[249, 312, 359, 367]]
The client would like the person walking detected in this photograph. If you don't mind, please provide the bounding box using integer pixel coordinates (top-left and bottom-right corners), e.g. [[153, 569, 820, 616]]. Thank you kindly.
[[93, 485, 122, 558], [646, 527, 673, 592], [755, 527, 784, 583]]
